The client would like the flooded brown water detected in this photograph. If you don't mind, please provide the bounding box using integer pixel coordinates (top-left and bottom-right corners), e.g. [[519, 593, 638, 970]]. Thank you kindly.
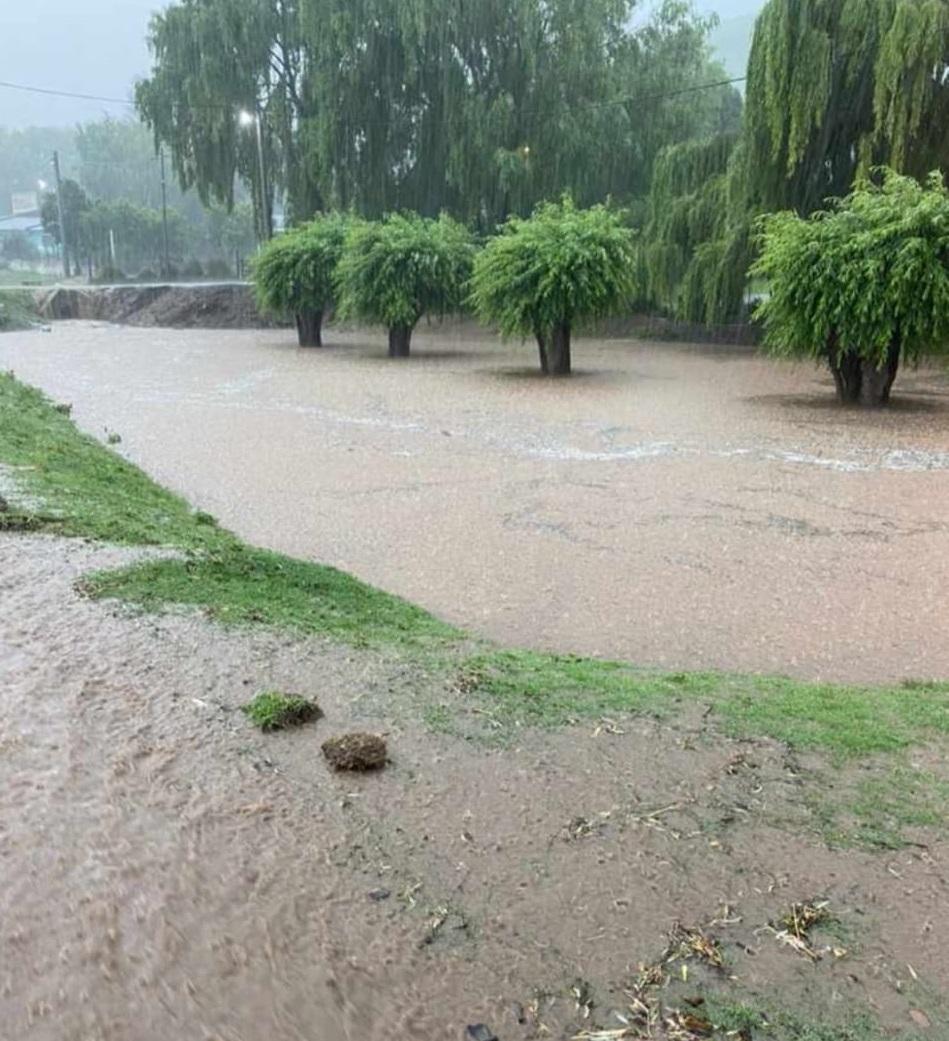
[[2, 321, 947, 682], [2, 534, 946, 1040]]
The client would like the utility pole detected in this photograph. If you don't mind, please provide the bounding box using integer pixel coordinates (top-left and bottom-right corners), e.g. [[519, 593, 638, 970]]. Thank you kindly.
[[253, 107, 271, 240], [159, 148, 171, 279], [52, 150, 69, 278]]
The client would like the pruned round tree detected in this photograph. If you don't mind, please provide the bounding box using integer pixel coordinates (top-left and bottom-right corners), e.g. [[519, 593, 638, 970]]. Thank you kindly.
[[470, 198, 637, 375], [753, 170, 949, 406], [334, 213, 474, 358], [253, 213, 349, 346]]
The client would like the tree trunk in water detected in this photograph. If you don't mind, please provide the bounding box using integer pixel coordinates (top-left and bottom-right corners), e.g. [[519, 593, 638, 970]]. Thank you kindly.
[[828, 341, 900, 406], [535, 330, 549, 374], [388, 325, 412, 358], [295, 309, 323, 347], [859, 341, 900, 407], [546, 323, 571, 376]]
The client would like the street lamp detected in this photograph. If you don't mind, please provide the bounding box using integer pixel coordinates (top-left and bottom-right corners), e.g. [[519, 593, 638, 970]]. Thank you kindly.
[[239, 108, 271, 240]]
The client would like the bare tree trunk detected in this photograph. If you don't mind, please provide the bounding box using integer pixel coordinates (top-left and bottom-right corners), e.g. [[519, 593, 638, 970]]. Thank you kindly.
[[295, 309, 323, 347], [546, 322, 571, 376], [388, 324, 412, 358]]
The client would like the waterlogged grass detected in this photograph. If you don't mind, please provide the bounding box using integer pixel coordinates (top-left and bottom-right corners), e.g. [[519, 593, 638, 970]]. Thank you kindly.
[[461, 648, 949, 757], [2, 371, 948, 848], [83, 547, 462, 652]]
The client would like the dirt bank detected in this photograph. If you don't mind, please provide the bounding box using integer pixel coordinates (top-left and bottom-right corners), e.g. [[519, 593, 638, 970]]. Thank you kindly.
[[32, 283, 278, 329], [1, 532, 946, 1040], [1, 321, 947, 683]]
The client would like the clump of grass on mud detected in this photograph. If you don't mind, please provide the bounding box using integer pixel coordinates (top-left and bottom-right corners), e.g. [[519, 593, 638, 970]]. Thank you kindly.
[[242, 691, 322, 731]]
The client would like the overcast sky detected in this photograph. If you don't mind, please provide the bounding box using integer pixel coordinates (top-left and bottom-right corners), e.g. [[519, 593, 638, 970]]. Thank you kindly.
[[0, 0, 762, 129]]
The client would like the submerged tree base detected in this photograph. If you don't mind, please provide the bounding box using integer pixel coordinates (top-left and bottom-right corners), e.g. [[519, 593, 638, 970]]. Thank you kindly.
[[295, 309, 324, 347], [829, 343, 900, 407], [388, 325, 413, 358], [535, 323, 572, 376]]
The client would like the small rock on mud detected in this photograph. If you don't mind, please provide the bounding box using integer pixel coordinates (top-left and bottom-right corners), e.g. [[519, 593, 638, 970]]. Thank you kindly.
[[466, 1026, 498, 1041], [321, 732, 388, 771]]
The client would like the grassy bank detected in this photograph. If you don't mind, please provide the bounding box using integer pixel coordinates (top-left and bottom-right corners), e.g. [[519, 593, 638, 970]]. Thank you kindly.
[[1, 370, 947, 852]]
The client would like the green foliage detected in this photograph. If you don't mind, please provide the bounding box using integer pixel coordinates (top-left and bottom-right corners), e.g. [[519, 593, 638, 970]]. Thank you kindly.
[[139, 0, 740, 228], [641, 134, 752, 322], [647, 0, 949, 326], [252, 213, 350, 318], [753, 170, 949, 366], [241, 691, 321, 730], [335, 212, 474, 332], [469, 198, 637, 338]]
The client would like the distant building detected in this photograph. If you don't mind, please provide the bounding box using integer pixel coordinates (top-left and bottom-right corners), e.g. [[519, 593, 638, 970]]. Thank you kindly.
[[0, 213, 49, 257]]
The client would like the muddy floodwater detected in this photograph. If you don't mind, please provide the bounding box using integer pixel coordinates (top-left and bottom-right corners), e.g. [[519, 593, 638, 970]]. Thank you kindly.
[[2, 321, 948, 682]]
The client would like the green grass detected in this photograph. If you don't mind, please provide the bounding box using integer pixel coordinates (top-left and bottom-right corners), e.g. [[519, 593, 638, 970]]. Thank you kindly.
[[2, 370, 948, 849], [461, 648, 949, 757], [704, 997, 912, 1041], [242, 691, 321, 731], [82, 547, 462, 652]]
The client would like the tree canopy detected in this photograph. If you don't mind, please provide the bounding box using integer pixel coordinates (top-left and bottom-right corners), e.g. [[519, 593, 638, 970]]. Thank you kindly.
[[642, 0, 949, 324], [335, 212, 475, 357], [253, 213, 350, 345], [470, 197, 637, 374], [136, 0, 740, 230], [753, 169, 949, 405]]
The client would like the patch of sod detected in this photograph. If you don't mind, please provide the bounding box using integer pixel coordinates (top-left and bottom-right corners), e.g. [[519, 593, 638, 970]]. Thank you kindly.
[[242, 691, 321, 731], [82, 547, 462, 652]]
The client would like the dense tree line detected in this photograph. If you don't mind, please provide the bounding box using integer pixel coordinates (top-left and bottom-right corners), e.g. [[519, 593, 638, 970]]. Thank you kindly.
[[641, 0, 949, 324], [136, 0, 740, 230]]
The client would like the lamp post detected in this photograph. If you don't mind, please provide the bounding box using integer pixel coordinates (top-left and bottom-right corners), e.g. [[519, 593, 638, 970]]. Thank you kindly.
[[239, 108, 271, 241]]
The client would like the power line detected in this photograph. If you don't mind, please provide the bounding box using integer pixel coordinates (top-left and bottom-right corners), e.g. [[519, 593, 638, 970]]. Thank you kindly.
[[0, 79, 135, 106], [0, 73, 747, 123]]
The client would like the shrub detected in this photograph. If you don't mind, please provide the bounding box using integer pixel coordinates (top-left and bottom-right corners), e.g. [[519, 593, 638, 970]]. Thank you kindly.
[[253, 213, 350, 346], [470, 197, 637, 375], [753, 170, 949, 406], [335, 212, 474, 357]]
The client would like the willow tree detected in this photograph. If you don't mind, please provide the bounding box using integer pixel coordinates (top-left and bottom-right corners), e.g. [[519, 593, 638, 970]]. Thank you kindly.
[[136, 0, 323, 235], [470, 198, 637, 375], [140, 0, 738, 233], [335, 213, 475, 357], [754, 171, 949, 406], [645, 0, 949, 323], [253, 213, 350, 345], [641, 133, 751, 324]]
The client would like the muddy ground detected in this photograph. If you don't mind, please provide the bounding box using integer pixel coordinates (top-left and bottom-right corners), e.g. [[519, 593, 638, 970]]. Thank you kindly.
[[1, 533, 946, 1041], [1, 321, 947, 682]]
